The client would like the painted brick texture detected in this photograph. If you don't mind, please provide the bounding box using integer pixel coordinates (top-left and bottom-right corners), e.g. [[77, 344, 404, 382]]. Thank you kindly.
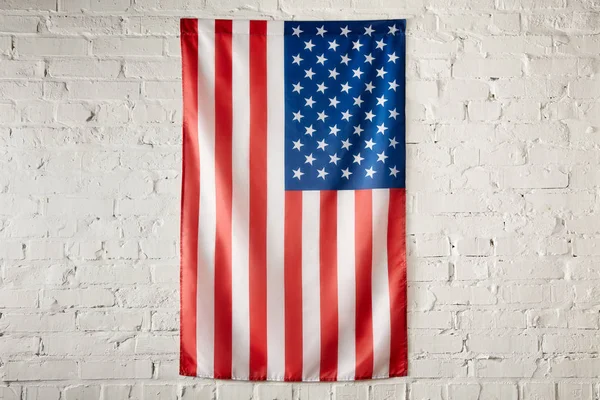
[[0, 0, 599, 399]]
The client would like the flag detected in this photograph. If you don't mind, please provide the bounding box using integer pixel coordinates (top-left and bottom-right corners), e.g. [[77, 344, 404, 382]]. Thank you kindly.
[[180, 18, 407, 382]]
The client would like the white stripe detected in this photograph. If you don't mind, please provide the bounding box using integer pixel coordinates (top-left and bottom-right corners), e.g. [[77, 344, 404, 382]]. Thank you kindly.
[[302, 191, 321, 380], [230, 20, 250, 380], [196, 19, 216, 377], [266, 20, 286, 381], [337, 190, 356, 380], [371, 189, 391, 378]]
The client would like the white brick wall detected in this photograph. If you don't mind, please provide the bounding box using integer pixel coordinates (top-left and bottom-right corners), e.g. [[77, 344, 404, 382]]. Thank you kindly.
[[0, 0, 598, 398]]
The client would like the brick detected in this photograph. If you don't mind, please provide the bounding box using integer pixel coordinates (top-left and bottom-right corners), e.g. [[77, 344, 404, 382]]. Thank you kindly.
[[63, 385, 101, 400], [61, 0, 131, 12], [40, 288, 115, 308], [449, 383, 518, 400], [0, 60, 44, 78], [180, 385, 213, 400], [411, 334, 463, 353], [474, 358, 537, 377], [93, 37, 163, 56], [0, 81, 43, 100], [408, 311, 453, 329], [116, 286, 177, 308], [46, 197, 113, 217], [558, 383, 592, 400], [372, 384, 406, 400], [453, 57, 522, 78], [80, 360, 152, 379], [49, 59, 122, 78], [0, 290, 38, 308], [17, 37, 88, 56], [551, 359, 600, 377], [410, 359, 467, 378], [410, 383, 444, 400], [77, 310, 144, 331], [0, 336, 39, 355], [468, 101, 501, 120], [216, 384, 253, 400], [0, 312, 75, 332], [5, 360, 77, 381], [67, 81, 140, 100], [125, 60, 181, 79], [468, 333, 537, 353]]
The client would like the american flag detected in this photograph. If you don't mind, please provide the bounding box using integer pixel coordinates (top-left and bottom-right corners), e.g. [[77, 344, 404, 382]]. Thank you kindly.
[[180, 18, 406, 382]]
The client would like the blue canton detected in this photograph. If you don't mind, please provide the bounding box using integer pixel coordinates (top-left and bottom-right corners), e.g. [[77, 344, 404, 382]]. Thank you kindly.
[[284, 20, 406, 191]]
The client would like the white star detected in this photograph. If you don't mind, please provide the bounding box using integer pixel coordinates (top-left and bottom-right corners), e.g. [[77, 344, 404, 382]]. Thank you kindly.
[[365, 81, 375, 93], [304, 68, 315, 80], [375, 38, 387, 50], [353, 153, 364, 165], [341, 82, 352, 93], [328, 40, 339, 51], [316, 54, 328, 65], [292, 54, 303, 65], [305, 153, 316, 165], [352, 40, 363, 51], [329, 125, 340, 136], [388, 80, 399, 91], [292, 82, 303, 93], [317, 111, 328, 122], [329, 153, 341, 165], [365, 166, 377, 178], [353, 95, 364, 107], [317, 82, 328, 93], [364, 110, 375, 121], [305, 96, 316, 108], [363, 54, 374, 65], [377, 123, 388, 134], [364, 138, 376, 150], [364, 25, 375, 36], [329, 96, 340, 108], [389, 165, 399, 177], [292, 26, 303, 37], [340, 25, 351, 37], [341, 138, 352, 150], [292, 167, 304, 180], [388, 24, 399, 35], [353, 125, 364, 135], [377, 151, 388, 163], [292, 110, 303, 121], [317, 167, 329, 180], [376, 67, 387, 78], [305, 125, 316, 136], [341, 167, 352, 179], [304, 40, 315, 51], [389, 136, 399, 148], [316, 25, 327, 37], [389, 108, 399, 119], [341, 110, 352, 121], [329, 68, 340, 79], [388, 52, 399, 63], [352, 67, 364, 79], [316, 139, 328, 151], [292, 139, 303, 151], [340, 54, 351, 65], [376, 95, 388, 106]]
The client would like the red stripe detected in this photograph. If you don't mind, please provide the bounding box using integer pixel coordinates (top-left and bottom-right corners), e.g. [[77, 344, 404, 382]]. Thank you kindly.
[[213, 19, 233, 379], [319, 191, 338, 380], [248, 20, 268, 381], [179, 18, 199, 377], [284, 191, 303, 381], [354, 189, 374, 379], [388, 188, 408, 376]]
